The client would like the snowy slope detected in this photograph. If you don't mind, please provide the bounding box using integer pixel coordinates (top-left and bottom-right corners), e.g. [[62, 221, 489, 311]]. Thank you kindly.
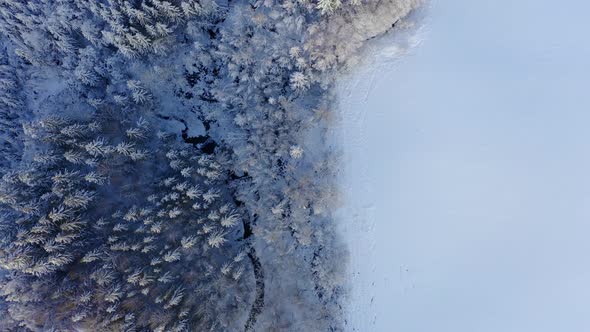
[[337, 1, 590, 331], [334, 13, 426, 331]]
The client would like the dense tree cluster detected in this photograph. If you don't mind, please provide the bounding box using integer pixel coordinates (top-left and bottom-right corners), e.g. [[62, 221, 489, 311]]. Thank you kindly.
[[0, 46, 23, 174], [0, 111, 249, 331], [0, 0, 420, 330], [0, 0, 218, 64]]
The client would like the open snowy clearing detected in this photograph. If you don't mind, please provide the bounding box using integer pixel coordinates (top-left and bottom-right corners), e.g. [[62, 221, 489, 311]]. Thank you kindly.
[[337, 1, 590, 331]]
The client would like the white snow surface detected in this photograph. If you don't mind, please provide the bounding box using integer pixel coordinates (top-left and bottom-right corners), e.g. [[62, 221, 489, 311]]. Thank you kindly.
[[337, 1, 590, 331], [335, 13, 426, 331]]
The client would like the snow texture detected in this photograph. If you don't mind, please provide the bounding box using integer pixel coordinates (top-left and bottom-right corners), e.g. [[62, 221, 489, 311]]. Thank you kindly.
[[338, 0, 590, 331], [335, 10, 426, 331]]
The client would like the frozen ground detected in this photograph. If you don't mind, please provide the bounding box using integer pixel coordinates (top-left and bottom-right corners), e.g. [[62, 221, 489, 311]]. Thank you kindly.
[[334, 12, 425, 331], [337, 1, 590, 331]]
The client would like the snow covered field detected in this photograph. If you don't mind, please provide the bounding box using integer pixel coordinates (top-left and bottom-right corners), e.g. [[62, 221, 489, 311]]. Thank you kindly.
[[337, 1, 590, 331]]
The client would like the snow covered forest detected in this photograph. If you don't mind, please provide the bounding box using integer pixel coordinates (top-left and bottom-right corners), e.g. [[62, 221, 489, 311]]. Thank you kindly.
[[0, 0, 420, 330]]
